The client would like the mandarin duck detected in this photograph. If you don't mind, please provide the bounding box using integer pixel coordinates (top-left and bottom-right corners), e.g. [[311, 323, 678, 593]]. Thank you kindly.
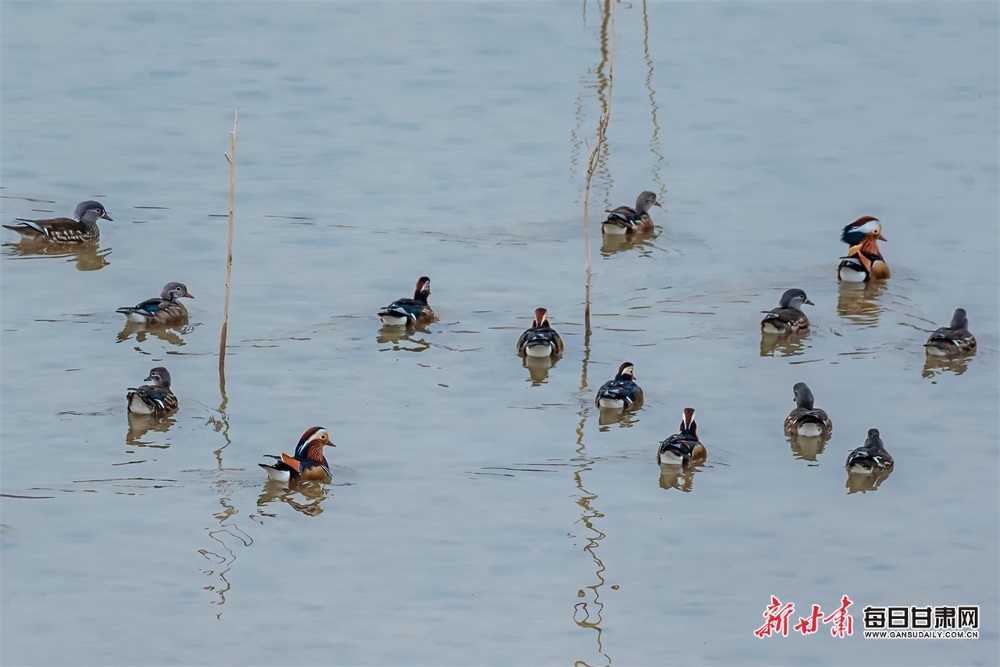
[[127, 366, 178, 416], [378, 276, 433, 326], [845, 428, 894, 473], [657, 408, 706, 467], [783, 382, 833, 438], [595, 361, 644, 411], [516, 307, 564, 358], [116, 282, 194, 325], [4, 200, 112, 243], [761, 288, 814, 334], [925, 308, 976, 356], [259, 427, 336, 483], [601, 191, 661, 235], [839, 223, 889, 282]]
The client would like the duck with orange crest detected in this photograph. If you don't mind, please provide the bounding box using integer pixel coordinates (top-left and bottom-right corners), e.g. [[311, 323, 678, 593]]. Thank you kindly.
[[595, 362, 644, 411], [378, 276, 433, 326], [516, 307, 564, 358], [602, 191, 661, 235], [838, 217, 889, 282], [657, 408, 706, 467], [259, 427, 336, 483]]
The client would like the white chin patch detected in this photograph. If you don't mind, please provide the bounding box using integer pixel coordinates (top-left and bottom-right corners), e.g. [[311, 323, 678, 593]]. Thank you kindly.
[[839, 267, 866, 282], [602, 223, 628, 236], [598, 397, 625, 410], [128, 395, 154, 415], [658, 451, 683, 466], [525, 344, 553, 358], [263, 466, 291, 482], [796, 422, 824, 438], [380, 314, 409, 327]]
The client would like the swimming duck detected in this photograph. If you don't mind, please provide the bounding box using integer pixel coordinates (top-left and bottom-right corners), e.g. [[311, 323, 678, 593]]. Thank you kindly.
[[127, 366, 178, 416], [259, 427, 336, 483], [657, 408, 706, 467], [845, 428, 894, 473], [516, 307, 564, 358], [838, 228, 889, 282], [840, 215, 881, 247], [378, 276, 433, 326], [925, 308, 976, 356], [3, 200, 112, 243], [116, 282, 194, 325], [761, 288, 814, 334], [601, 191, 661, 235], [784, 382, 833, 438], [595, 361, 644, 411]]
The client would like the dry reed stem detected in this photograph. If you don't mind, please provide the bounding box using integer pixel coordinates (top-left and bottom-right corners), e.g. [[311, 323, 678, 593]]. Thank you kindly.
[[220, 109, 238, 384]]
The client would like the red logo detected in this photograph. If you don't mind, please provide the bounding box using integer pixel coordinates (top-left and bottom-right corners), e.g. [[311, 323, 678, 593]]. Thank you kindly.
[[756, 596, 854, 638]]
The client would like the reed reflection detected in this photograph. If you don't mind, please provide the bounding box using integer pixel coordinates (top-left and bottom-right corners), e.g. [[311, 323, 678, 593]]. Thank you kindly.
[[3, 240, 111, 271], [125, 412, 175, 447], [658, 465, 697, 493], [846, 469, 893, 494], [642, 0, 667, 197], [199, 496, 253, 618], [837, 281, 887, 327], [760, 331, 808, 358], [922, 354, 972, 379], [257, 480, 332, 517]]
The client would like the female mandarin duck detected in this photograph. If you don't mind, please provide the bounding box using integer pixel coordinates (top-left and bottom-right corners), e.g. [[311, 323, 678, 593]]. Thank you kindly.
[[784, 382, 833, 438], [838, 219, 889, 282], [3, 200, 112, 243], [601, 191, 661, 235], [116, 282, 194, 326], [378, 276, 433, 326], [845, 428, 894, 473], [657, 408, 706, 467], [761, 288, 814, 334], [517, 307, 564, 358], [259, 427, 336, 483], [925, 308, 976, 356], [127, 366, 178, 416], [595, 361, 644, 411]]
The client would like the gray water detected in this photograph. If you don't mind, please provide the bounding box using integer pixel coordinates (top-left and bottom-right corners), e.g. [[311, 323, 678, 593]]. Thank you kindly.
[[2, 2, 998, 666]]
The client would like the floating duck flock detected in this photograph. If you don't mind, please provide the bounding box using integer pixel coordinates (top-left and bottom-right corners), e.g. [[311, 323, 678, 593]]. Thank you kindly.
[[4, 199, 978, 490]]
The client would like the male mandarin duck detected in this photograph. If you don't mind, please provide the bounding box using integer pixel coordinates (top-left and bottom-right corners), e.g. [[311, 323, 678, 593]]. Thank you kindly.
[[657, 408, 707, 467], [845, 428, 894, 473], [378, 276, 433, 326], [4, 200, 112, 243], [516, 307, 564, 358], [925, 308, 976, 356], [259, 427, 336, 483], [838, 221, 889, 282], [127, 366, 178, 416], [783, 382, 833, 438], [601, 190, 661, 235], [761, 288, 814, 334], [116, 282, 194, 326], [595, 361, 644, 411]]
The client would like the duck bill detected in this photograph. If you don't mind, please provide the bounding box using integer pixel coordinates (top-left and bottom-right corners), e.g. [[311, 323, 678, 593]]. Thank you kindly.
[[183, 291, 195, 299], [877, 233, 887, 242], [102, 212, 114, 221]]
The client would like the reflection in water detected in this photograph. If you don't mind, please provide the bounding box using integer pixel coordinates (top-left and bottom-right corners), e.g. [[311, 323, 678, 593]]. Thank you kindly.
[[837, 281, 888, 327], [846, 469, 893, 494], [256, 480, 332, 517], [597, 407, 639, 429], [199, 496, 253, 617], [523, 355, 557, 385], [922, 354, 972, 379], [658, 465, 697, 493], [760, 331, 809, 358], [787, 434, 828, 463], [125, 412, 175, 447], [642, 0, 667, 198], [376, 325, 432, 353], [117, 321, 191, 346], [3, 241, 111, 271], [599, 229, 660, 258]]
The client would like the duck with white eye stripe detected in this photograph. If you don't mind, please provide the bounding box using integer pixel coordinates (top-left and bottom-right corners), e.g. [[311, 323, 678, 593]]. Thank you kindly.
[[259, 427, 336, 483], [838, 223, 889, 282], [761, 288, 814, 335], [3, 200, 113, 243], [116, 282, 194, 326], [595, 362, 644, 412], [601, 190, 661, 235], [378, 276, 434, 327], [925, 308, 976, 356], [127, 367, 178, 416], [516, 307, 564, 358]]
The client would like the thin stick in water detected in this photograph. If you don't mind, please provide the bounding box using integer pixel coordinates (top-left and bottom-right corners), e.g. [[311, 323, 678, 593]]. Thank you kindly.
[[220, 109, 238, 403]]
